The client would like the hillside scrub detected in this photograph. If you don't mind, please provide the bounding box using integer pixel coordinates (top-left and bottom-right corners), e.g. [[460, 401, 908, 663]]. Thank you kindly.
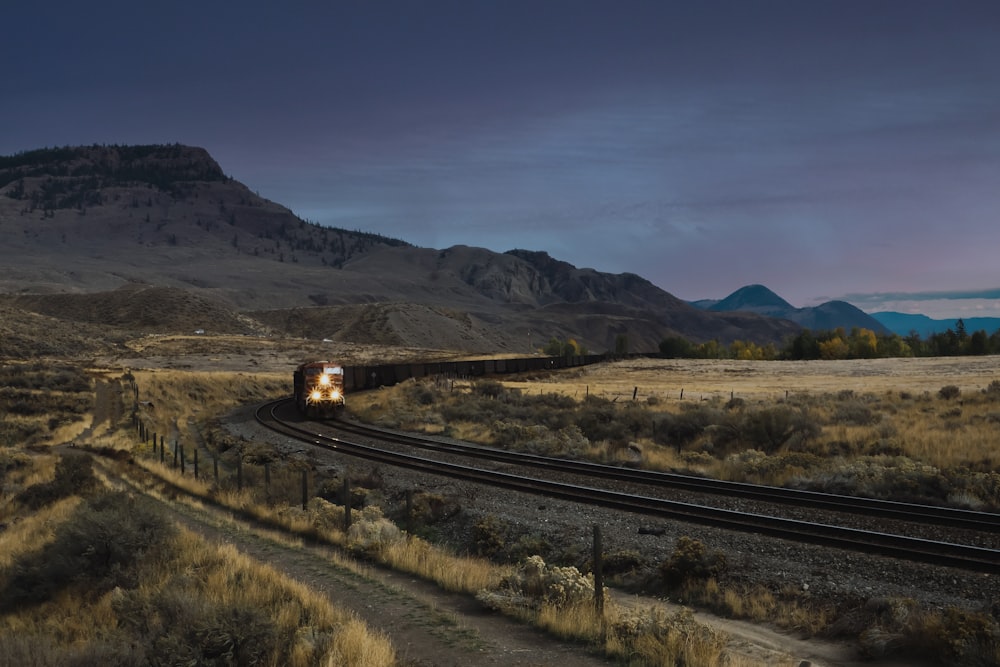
[[0, 487, 396, 666], [0, 362, 93, 447]]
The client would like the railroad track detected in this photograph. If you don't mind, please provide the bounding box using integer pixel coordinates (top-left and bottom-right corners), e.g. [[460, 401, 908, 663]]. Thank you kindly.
[[328, 416, 1000, 534], [256, 399, 1000, 574]]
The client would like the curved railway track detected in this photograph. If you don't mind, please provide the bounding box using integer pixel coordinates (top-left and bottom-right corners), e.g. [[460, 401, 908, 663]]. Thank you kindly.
[[330, 416, 1000, 534], [256, 399, 1000, 574]]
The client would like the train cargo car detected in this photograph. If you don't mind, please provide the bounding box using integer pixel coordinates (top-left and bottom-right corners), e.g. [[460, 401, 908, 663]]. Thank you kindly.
[[294, 361, 346, 418]]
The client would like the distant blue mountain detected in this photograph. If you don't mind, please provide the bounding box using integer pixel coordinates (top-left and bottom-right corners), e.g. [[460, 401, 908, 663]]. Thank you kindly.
[[870, 312, 1000, 338], [690, 284, 890, 334]]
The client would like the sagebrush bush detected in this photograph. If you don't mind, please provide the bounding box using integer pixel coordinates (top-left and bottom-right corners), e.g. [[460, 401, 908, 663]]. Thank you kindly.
[[492, 420, 589, 456], [477, 555, 596, 611], [738, 406, 821, 453], [939, 385, 961, 400], [472, 515, 507, 558], [653, 405, 722, 450], [809, 455, 954, 503], [1, 491, 175, 611], [15, 451, 98, 509], [831, 400, 881, 426], [600, 549, 645, 576], [659, 537, 727, 591]]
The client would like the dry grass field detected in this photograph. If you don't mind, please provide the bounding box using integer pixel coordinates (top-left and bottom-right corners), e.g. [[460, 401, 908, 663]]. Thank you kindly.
[[5, 342, 1000, 666], [507, 356, 1000, 402]]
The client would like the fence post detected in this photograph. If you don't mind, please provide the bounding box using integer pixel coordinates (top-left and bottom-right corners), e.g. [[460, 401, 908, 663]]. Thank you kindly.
[[406, 490, 414, 533], [343, 478, 352, 532], [180, 445, 185, 475], [632, 386, 638, 400], [160, 439, 164, 463], [173, 442, 178, 469], [301, 469, 308, 510], [593, 525, 604, 615]]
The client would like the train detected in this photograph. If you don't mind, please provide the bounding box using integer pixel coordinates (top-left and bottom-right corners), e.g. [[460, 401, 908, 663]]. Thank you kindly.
[[293, 352, 642, 419], [293, 361, 347, 418]]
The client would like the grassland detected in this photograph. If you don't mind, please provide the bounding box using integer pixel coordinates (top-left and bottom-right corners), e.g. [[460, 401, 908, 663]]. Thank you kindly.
[[4, 352, 1000, 666]]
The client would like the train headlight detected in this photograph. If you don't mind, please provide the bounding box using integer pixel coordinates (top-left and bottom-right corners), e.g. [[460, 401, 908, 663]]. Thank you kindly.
[[319, 373, 331, 385], [331, 390, 341, 400], [310, 390, 322, 401]]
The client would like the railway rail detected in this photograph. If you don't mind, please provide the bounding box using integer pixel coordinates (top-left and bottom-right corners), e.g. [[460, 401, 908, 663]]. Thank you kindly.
[[330, 417, 1000, 534], [256, 398, 1000, 574]]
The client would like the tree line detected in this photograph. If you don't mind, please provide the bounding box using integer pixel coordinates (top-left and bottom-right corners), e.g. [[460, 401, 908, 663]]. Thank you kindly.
[[660, 319, 1000, 360]]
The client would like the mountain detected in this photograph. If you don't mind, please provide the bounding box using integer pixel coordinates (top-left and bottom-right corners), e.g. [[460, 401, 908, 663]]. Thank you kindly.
[[704, 284, 794, 317], [693, 284, 889, 334], [870, 312, 1000, 338], [0, 144, 799, 354]]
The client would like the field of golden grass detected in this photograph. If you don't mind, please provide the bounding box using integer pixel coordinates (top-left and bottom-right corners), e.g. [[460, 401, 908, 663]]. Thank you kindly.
[[5, 352, 1000, 666], [509, 356, 1000, 402]]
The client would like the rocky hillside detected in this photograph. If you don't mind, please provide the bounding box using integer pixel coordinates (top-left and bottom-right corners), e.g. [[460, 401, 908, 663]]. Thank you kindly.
[[0, 144, 799, 353]]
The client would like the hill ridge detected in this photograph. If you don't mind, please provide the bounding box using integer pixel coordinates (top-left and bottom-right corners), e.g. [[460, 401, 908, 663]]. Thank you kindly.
[[1, 143, 799, 352]]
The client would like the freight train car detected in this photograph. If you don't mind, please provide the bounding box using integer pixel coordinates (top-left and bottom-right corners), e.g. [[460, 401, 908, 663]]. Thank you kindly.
[[293, 361, 346, 418]]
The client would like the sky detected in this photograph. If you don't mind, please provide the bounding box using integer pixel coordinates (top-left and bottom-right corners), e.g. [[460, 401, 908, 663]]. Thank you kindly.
[[3, 1, 999, 319]]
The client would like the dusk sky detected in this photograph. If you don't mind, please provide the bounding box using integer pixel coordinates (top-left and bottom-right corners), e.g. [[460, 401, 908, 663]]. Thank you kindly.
[[4, 1, 999, 319]]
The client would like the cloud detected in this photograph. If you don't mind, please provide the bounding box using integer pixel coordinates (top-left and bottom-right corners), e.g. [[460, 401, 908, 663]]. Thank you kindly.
[[845, 288, 1000, 305], [840, 290, 1000, 320]]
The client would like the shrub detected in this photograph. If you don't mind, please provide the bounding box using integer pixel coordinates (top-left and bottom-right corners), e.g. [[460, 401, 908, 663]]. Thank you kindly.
[[406, 381, 441, 405], [575, 396, 625, 445], [0, 448, 31, 476], [659, 537, 727, 590], [15, 451, 98, 509], [1, 491, 176, 611], [392, 490, 461, 531], [832, 400, 881, 426], [477, 555, 596, 611], [492, 421, 588, 457], [472, 515, 508, 558], [149, 603, 278, 667], [653, 406, 721, 450], [600, 549, 645, 576], [738, 406, 820, 453], [507, 533, 553, 564], [939, 385, 961, 400], [346, 506, 403, 554], [471, 379, 506, 399]]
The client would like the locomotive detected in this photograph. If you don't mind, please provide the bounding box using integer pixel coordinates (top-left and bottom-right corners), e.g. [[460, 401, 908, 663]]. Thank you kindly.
[[293, 361, 346, 418]]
